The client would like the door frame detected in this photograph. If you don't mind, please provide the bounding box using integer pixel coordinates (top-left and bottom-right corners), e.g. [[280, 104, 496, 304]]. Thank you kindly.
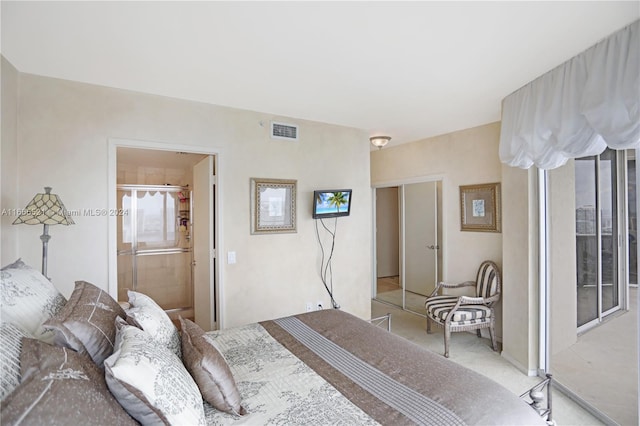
[[371, 175, 446, 308], [107, 138, 223, 327]]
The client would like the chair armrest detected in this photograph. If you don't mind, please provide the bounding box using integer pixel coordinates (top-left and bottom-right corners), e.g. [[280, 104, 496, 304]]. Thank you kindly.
[[440, 280, 475, 289], [430, 280, 475, 297], [459, 296, 485, 304], [460, 294, 500, 305]]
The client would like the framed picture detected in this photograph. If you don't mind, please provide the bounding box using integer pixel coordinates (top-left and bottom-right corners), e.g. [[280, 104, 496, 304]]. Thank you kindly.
[[250, 178, 297, 234], [459, 182, 501, 233]]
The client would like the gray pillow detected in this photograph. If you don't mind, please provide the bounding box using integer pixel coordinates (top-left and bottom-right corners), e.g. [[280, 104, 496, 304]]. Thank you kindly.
[[0, 322, 28, 401], [180, 317, 246, 416], [44, 280, 126, 368], [104, 319, 206, 425], [0, 258, 66, 343], [0, 338, 136, 425]]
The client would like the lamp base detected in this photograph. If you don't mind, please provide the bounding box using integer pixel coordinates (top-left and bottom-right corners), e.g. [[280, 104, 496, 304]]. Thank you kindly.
[[40, 224, 51, 279]]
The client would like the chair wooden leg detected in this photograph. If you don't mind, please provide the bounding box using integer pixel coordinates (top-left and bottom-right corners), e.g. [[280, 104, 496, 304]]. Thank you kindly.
[[489, 318, 498, 352], [476, 329, 482, 338], [444, 325, 450, 358], [426, 317, 432, 334]]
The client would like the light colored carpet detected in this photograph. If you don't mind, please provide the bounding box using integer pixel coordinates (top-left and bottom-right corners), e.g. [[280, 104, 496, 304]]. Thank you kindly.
[[551, 287, 638, 426], [372, 300, 605, 426]]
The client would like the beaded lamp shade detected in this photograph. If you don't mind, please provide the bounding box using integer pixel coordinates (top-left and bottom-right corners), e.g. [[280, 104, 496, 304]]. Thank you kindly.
[[13, 187, 74, 278], [13, 187, 74, 226]]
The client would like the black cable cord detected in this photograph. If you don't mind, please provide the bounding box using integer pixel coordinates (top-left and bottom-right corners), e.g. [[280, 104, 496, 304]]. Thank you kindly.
[[319, 218, 335, 290], [315, 217, 340, 309]]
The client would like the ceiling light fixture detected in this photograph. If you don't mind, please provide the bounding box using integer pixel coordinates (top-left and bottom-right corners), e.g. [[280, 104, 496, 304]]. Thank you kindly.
[[370, 136, 391, 149]]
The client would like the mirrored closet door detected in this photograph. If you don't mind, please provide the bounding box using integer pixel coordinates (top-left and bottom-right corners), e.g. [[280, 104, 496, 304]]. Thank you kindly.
[[374, 180, 442, 315]]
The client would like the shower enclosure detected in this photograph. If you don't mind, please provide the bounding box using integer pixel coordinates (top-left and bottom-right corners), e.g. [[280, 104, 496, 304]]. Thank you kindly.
[[117, 185, 193, 318]]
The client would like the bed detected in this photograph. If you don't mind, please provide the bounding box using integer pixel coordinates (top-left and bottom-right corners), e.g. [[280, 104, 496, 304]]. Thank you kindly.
[[201, 309, 547, 426], [1, 259, 549, 425]]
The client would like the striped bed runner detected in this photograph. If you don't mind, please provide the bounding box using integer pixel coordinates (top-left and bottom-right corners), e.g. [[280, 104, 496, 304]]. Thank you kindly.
[[273, 316, 465, 426]]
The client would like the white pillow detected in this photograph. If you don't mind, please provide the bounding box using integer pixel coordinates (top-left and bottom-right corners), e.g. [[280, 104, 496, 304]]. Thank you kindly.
[[104, 320, 205, 425], [0, 259, 66, 343], [126, 290, 181, 358], [0, 322, 29, 401]]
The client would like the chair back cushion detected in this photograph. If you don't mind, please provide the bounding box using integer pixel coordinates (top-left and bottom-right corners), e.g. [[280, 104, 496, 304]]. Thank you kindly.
[[476, 261, 500, 299]]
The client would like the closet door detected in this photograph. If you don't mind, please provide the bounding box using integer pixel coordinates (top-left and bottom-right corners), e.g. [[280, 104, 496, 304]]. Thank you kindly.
[[403, 181, 438, 313]]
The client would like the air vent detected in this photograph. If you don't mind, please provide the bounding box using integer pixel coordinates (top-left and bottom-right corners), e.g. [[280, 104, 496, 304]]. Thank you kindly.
[[271, 121, 299, 141]]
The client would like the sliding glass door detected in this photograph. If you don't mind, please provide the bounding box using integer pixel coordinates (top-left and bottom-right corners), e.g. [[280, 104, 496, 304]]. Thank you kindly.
[[575, 148, 621, 329], [629, 151, 637, 287]]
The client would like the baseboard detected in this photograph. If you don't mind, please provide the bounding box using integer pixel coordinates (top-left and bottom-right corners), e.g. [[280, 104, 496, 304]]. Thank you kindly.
[[500, 351, 538, 376], [552, 379, 619, 425]]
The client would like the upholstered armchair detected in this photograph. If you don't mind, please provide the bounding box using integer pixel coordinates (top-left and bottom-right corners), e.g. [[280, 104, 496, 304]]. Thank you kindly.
[[425, 260, 501, 358]]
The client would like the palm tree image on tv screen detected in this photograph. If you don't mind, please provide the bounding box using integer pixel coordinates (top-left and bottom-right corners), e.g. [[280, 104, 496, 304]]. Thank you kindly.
[[313, 190, 352, 219]]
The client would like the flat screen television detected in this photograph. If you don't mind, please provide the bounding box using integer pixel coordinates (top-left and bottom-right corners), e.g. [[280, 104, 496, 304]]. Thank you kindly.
[[312, 189, 352, 219]]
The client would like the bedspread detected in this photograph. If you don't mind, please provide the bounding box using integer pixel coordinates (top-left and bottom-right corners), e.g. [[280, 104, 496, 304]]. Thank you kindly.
[[203, 310, 545, 426]]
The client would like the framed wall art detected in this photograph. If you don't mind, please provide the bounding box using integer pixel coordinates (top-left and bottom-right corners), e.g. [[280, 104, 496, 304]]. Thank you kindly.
[[250, 178, 297, 234], [459, 182, 501, 233]]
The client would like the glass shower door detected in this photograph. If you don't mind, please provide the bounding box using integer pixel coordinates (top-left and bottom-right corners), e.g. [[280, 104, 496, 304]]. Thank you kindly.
[[117, 186, 193, 312]]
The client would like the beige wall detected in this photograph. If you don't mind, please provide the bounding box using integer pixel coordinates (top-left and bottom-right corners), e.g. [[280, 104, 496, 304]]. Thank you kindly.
[[501, 159, 580, 373], [548, 161, 578, 354], [371, 122, 504, 337], [501, 164, 539, 374], [1, 57, 19, 262], [2, 66, 372, 328]]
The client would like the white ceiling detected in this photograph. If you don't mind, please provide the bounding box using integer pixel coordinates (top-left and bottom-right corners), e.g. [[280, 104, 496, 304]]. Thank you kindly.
[[2, 1, 638, 148]]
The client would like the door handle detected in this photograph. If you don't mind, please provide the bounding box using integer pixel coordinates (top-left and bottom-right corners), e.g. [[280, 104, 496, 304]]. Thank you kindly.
[[427, 245, 440, 250]]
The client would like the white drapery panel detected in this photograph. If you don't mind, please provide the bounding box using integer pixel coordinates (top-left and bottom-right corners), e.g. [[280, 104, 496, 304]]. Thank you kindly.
[[499, 20, 639, 170]]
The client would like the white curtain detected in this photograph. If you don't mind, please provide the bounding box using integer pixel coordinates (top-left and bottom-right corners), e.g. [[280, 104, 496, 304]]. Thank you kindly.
[[500, 20, 639, 170]]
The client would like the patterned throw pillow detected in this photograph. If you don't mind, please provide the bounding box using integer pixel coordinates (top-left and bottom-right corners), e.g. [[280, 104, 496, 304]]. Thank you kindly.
[[0, 259, 66, 343], [0, 323, 29, 401], [104, 319, 206, 425], [0, 338, 136, 425], [44, 280, 126, 368], [180, 317, 246, 416], [126, 290, 181, 358]]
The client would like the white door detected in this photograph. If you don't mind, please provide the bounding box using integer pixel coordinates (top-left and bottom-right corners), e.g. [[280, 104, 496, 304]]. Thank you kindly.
[[404, 182, 438, 299], [192, 156, 215, 331]]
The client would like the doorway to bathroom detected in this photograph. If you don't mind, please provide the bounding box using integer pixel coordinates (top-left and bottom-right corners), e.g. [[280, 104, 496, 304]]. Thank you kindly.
[[112, 145, 218, 331]]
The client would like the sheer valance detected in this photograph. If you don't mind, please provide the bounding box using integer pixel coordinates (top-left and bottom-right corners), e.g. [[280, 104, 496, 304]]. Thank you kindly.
[[499, 20, 639, 170]]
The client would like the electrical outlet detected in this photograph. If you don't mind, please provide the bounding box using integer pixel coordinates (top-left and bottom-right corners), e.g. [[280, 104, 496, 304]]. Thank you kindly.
[[306, 302, 313, 312], [316, 301, 323, 310]]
